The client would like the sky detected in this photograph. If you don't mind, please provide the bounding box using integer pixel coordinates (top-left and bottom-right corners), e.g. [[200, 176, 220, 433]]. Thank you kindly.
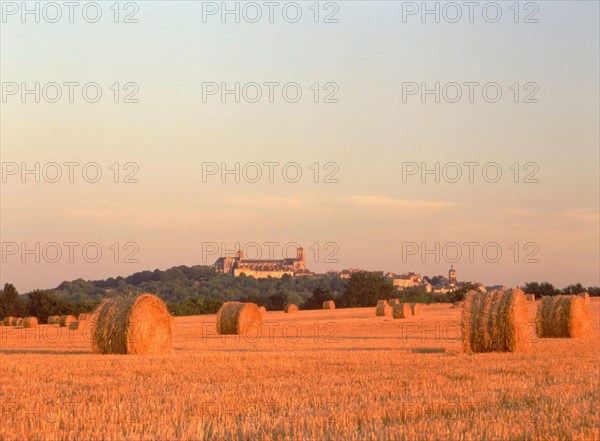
[[1, 1, 599, 292]]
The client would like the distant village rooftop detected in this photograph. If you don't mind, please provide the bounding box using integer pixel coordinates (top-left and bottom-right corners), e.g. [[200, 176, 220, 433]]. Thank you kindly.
[[328, 265, 486, 294]]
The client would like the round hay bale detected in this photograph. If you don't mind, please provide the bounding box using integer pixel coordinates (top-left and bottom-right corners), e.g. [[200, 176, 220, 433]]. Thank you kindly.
[[579, 292, 590, 305], [376, 300, 391, 317], [388, 299, 400, 307], [322, 300, 335, 310], [23, 317, 38, 328], [461, 288, 530, 353], [78, 313, 92, 321], [47, 315, 60, 325], [259, 306, 267, 316], [410, 303, 423, 315], [69, 320, 88, 330], [14, 317, 24, 327], [526, 294, 536, 302], [92, 294, 173, 355], [2, 316, 15, 326], [536, 295, 592, 338], [216, 302, 263, 336], [392, 303, 412, 319], [285, 304, 298, 314], [59, 315, 76, 327]]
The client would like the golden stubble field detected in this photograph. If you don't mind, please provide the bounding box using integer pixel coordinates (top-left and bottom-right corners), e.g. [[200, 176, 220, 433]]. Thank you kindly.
[[1, 299, 599, 441]]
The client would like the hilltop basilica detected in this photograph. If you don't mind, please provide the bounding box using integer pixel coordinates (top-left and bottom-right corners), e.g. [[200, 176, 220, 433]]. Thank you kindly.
[[213, 247, 311, 279]]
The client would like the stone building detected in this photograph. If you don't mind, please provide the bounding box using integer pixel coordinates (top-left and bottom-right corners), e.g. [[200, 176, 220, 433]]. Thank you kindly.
[[391, 272, 423, 290], [214, 247, 310, 278]]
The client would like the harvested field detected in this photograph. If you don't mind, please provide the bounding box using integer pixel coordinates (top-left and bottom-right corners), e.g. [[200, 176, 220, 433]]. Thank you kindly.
[[0, 299, 598, 440]]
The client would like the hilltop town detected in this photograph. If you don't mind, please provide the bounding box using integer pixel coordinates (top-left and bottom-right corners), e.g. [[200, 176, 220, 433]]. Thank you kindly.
[[213, 246, 489, 294]]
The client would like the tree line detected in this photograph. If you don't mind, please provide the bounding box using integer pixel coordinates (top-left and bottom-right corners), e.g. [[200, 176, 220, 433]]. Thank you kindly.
[[0, 284, 98, 324], [1, 267, 597, 320]]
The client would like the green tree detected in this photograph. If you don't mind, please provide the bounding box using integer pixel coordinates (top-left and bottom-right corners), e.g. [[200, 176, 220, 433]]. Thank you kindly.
[[0, 283, 24, 316], [303, 288, 332, 310], [447, 284, 481, 303], [267, 291, 288, 311], [562, 283, 586, 295], [397, 286, 431, 304], [167, 296, 222, 316], [338, 272, 395, 308], [587, 286, 600, 297], [26, 290, 64, 323], [522, 281, 559, 299], [25, 290, 98, 323]]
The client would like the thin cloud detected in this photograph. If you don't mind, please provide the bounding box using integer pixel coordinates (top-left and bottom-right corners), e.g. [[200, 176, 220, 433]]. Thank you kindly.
[[344, 195, 455, 210], [559, 208, 599, 225]]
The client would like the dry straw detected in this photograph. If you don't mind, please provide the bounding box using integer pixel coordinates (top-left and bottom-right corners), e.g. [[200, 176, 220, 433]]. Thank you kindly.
[[2, 316, 15, 326], [323, 300, 335, 310], [452, 301, 464, 309], [47, 315, 60, 325], [392, 303, 412, 319], [376, 300, 391, 317], [79, 313, 92, 321], [461, 288, 530, 353], [60, 315, 76, 327], [259, 306, 267, 316], [526, 294, 536, 302], [92, 294, 173, 355], [15, 317, 24, 327], [388, 299, 400, 307], [410, 303, 423, 315], [285, 304, 299, 314], [216, 302, 263, 336], [23, 317, 38, 328], [535, 295, 592, 338]]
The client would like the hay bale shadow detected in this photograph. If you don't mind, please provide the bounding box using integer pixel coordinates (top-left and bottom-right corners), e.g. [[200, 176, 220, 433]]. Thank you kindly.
[[411, 347, 446, 354]]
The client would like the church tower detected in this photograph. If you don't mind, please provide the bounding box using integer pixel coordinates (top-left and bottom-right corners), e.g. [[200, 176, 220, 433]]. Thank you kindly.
[[295, 247, 306, 271], [449, 265, 457, 286]]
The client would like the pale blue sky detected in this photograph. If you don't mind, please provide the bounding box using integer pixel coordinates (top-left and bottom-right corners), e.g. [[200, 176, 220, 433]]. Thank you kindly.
[[1, 1, 599, 291]]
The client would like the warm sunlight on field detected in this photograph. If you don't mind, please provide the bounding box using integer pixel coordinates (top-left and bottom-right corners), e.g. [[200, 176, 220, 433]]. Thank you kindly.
[[1, 300, 599, 440]]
